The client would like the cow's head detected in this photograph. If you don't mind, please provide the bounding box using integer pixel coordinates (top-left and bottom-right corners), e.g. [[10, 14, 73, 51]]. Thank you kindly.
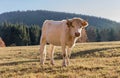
[[67, 17, 88, 37]]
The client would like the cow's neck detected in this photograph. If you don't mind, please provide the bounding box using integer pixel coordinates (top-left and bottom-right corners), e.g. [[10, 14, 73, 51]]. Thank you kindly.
[[66, 29, 78, 47]]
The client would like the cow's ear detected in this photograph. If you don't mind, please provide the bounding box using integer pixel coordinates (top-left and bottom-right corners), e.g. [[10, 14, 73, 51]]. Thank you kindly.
[[82, 21, 88, 27], [66, 19, 72, 27]]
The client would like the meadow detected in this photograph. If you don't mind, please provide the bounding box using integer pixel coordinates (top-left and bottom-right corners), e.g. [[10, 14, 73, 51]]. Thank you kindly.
[[0, 41, 120, 78]]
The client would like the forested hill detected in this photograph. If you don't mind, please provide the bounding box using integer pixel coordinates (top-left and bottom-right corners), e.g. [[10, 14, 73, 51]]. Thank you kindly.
[[0, 10, 120, 28], [0, 10, 120, 46]]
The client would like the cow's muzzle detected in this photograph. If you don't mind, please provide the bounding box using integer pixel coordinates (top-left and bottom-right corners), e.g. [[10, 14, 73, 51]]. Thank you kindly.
[[75, 32, 80, 37]]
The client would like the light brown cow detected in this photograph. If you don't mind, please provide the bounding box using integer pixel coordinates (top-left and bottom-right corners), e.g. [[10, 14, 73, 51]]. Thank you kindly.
[[0, 37, 6, 47], [40, 17, 88, 66]]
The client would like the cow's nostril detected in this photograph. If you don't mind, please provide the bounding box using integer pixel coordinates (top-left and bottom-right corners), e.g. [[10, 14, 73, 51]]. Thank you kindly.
[[75, 32, 80, 37]]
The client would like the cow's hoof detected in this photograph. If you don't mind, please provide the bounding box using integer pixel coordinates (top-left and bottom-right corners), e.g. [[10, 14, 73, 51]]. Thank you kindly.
[[62, 64, 67, 67], [67, 61, 70, 66], [51, 62, 55, 66], [40, 61, 44, 65], [40, 64, 44, 66]]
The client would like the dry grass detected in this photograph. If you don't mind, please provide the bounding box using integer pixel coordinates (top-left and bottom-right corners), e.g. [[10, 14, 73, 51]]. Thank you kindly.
[[0, 41, 120, 78]]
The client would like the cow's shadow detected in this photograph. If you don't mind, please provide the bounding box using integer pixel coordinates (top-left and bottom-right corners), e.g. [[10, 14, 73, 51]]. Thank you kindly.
[[71, 46, 120, 58], [0, 59, 39, 66]]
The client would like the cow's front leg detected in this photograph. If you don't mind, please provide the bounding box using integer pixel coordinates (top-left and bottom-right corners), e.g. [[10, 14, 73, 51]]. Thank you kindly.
[[66, 47, 72, 65], [62, 46, 68, 67], [40, 36, 46, 65], [40, 44, 46, 65], [49, 44, 55, 65]]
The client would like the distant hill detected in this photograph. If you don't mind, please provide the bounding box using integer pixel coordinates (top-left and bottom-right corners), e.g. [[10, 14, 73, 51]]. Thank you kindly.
[[0, 10, 120, 29], [0, 10, 120, 46]]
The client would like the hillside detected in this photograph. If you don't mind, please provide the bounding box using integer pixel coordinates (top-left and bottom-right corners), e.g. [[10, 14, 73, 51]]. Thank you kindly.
[[0, 10, 120, 28], [0, 10, 120, 46], [0, 41, 120, 78]]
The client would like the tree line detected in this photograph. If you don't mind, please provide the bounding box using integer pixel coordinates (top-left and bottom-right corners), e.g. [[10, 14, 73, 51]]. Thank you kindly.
[[87, 26, 120, 42], [0, 22, 41, 46], [0, 22, 120, 46]]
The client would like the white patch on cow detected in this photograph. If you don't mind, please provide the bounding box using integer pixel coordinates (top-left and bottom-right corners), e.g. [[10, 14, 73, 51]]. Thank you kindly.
[[79, 28, 83, 37]]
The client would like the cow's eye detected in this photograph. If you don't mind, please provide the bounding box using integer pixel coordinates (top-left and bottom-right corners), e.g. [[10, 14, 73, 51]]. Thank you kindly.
[[80, 26, 83, 28], [71, 25, 74, 28]]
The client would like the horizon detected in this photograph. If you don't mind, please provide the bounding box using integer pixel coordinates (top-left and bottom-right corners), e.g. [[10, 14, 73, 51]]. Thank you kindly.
[[0, 0, 120, 22]]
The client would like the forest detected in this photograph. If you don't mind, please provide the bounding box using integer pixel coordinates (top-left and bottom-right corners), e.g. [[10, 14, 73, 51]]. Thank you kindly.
[[0, 10, 120, 46], [0, 22, 41, 46]]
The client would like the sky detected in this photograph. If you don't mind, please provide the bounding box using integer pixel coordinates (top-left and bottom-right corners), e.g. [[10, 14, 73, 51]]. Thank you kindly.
[[0, 0, 120, 22]]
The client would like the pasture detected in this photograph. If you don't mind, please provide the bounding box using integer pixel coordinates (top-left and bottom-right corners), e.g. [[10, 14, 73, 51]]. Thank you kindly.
[[0, 41, 120, 78]]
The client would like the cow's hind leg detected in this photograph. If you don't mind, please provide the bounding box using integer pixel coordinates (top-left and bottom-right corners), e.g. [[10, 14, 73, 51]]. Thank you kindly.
[[49, 44, 55, 65], [40, 36, 46, 65]]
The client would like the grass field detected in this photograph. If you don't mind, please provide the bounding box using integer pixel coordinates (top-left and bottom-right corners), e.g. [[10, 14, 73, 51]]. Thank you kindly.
[[0, 41, 120, 78]]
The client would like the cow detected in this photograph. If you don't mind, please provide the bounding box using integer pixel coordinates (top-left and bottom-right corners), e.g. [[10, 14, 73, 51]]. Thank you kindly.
[[0, 37, 6, 47], [39, 17, 88, 66]]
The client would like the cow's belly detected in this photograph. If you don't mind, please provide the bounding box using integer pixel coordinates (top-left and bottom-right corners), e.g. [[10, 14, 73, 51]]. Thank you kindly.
[[46, 30, 61, 46]]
